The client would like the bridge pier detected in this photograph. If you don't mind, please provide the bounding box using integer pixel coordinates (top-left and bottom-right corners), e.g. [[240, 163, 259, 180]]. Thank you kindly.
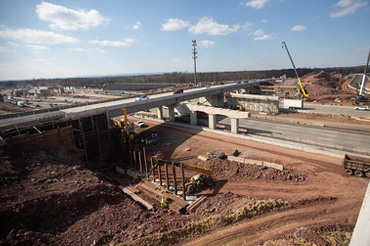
[[168, 104, 175, 122], [157, 107, 163, 120], [190, 111, 197, 125], [208, 114, 216, 129], [231, 118, 239, 134]]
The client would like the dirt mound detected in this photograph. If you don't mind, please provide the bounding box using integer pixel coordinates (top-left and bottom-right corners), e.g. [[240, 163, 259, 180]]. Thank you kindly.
[[207, 159, 307, 183], [0, 146, 205, 246], [0, 102, 32, 115], [300, 71, 353, 100]]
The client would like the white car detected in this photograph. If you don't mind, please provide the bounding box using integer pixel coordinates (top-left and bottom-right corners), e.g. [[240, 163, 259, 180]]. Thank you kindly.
[[354, 106, 369, 111], [135, 95, 149, 101], [134, 120, 146, 127]]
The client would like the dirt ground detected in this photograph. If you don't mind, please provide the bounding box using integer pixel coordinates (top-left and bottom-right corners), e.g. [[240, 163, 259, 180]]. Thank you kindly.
[[1, 71, 368, 245], [1, 114, 368, 246]]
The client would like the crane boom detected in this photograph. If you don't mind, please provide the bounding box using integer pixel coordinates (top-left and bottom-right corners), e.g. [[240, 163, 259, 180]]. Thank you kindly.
[[282, 41, 309, 98], [359, 49, 370, 96]]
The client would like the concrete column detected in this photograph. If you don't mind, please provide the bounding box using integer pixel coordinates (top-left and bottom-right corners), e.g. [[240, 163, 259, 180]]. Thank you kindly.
[[157, 106, 163, 120], [168, 104, 175, 122], [208, 114, 216, 130], [190, 111, 197, 125], [231, 118, 239, 134], [105, 111, 114, 129], [207, 94, 224, 107]]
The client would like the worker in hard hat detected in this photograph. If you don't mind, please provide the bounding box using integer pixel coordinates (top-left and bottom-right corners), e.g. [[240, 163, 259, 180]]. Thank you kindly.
[[161, 194, 167, 208]]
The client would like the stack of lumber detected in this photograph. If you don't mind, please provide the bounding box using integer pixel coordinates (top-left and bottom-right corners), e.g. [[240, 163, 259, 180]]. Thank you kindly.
[[136, 180, 188, 214]]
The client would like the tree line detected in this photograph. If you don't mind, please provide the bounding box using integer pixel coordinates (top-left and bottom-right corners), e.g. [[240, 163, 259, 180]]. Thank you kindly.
[[0, 66, 366, 89]]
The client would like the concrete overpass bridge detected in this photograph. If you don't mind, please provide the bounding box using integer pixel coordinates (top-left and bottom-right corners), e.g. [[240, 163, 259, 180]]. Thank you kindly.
[[0, 81, 264, 136], [61, 81, 261, 119]]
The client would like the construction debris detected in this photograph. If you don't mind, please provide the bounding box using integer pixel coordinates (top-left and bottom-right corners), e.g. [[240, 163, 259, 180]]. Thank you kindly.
[[119, 185, 154, 211], [187, 196, 207, 214], [197, 155, 209, 161], [136, 180, 188, 214], [208, 150, 226, 159]]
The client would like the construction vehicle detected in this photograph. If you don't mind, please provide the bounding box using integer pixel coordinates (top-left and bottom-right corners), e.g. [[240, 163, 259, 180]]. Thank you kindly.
[[279, 98, 303, 109], [232, 105, 243, 111], [177, 163, 214, 194], [343, 154, 370, 178], [282, 41, 309, 99], [352, 49, 370, 105], [207, 150, 226, 159]]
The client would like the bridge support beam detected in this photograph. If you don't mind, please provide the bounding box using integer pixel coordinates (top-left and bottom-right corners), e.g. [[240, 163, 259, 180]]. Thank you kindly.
[[105, 111, 114, 129], [190, 111, 197, 125], [168, 104, 175, 122], [208, 114, 216, 130], [231, 118, 239, 134], [157, 107, 163, 120]]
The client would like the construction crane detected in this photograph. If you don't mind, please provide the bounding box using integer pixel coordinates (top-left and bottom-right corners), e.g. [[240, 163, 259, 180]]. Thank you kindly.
[[282, 41, 309, 99], [359, 49, 370, 97], [353, 49, 370, 105]]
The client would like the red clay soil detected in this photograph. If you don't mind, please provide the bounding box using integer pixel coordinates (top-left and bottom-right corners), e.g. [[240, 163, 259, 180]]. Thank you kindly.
[[0, 117, 368, 246], [300, 71, 354, 103]]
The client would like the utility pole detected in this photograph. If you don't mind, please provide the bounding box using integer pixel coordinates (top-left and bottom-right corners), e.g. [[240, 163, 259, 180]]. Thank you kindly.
[[192, 40, 198, 87]]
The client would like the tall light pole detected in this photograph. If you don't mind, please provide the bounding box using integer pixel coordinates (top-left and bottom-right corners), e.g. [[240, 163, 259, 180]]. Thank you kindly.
[[192, 40, 198, 87]]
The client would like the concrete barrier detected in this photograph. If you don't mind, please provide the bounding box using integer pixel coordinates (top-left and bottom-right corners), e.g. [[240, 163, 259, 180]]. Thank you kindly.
[[228, 157, 284, 171], [244, 159, 263, 166], [227, 156, 245, 163], [263, 161, 284, 171]]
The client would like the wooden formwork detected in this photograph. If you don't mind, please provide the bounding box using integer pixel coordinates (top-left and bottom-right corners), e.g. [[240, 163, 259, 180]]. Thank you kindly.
[[136, 180, 188, 214], [8, 126, 74, 149]]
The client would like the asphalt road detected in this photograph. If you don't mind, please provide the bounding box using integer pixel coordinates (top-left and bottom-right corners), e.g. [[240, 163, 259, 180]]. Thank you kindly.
[[301, 104, 370, 117], [215, 117, 370, 152]]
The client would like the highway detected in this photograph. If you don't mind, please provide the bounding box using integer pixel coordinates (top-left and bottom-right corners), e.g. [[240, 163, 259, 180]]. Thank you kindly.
[[216, 116, 370, 152], [301, 104, 370, 117]]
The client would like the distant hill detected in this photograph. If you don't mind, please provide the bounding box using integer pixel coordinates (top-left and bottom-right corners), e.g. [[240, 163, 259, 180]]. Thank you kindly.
[[0, 66, 366, 89]]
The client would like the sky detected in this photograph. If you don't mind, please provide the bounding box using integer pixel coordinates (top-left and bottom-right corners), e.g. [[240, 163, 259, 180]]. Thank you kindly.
[[0, 0, 369, 81]]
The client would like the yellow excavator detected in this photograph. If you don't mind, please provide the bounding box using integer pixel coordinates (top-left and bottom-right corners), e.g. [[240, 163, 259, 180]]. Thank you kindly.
[[282, 41, 309, 99], [176, 164, 213, 194]]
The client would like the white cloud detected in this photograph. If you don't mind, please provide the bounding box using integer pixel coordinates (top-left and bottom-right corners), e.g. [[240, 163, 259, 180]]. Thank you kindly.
[[248, 28, 273, 40], [161, 18, 190, 31], [330, 0, 368, 18], [96, 48, 105, 53], [133, 22, 141, 30], [8, 41, 20, 47], [254, 34, 272, 40], [246, 0, 268, 9], [200, 40, 216, 48], [188, 17, 239, 35], [291, 25, 307, 31], [261, 19, 268, 23], [0, 47, 10, 53], [336, 0, 353, 7], [250, 29, 264, 36], [172, 58, 181, 62], [242, 21, 254, 31], [26, 44, 50, 50], [0, 27, 79, 44], [36, 1, 109, 30], [69, 48, 89, 52], [90, 38, 135, 47]]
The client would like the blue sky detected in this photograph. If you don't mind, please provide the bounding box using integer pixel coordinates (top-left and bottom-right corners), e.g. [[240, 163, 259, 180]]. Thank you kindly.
[[0, 0, 369, 80]]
